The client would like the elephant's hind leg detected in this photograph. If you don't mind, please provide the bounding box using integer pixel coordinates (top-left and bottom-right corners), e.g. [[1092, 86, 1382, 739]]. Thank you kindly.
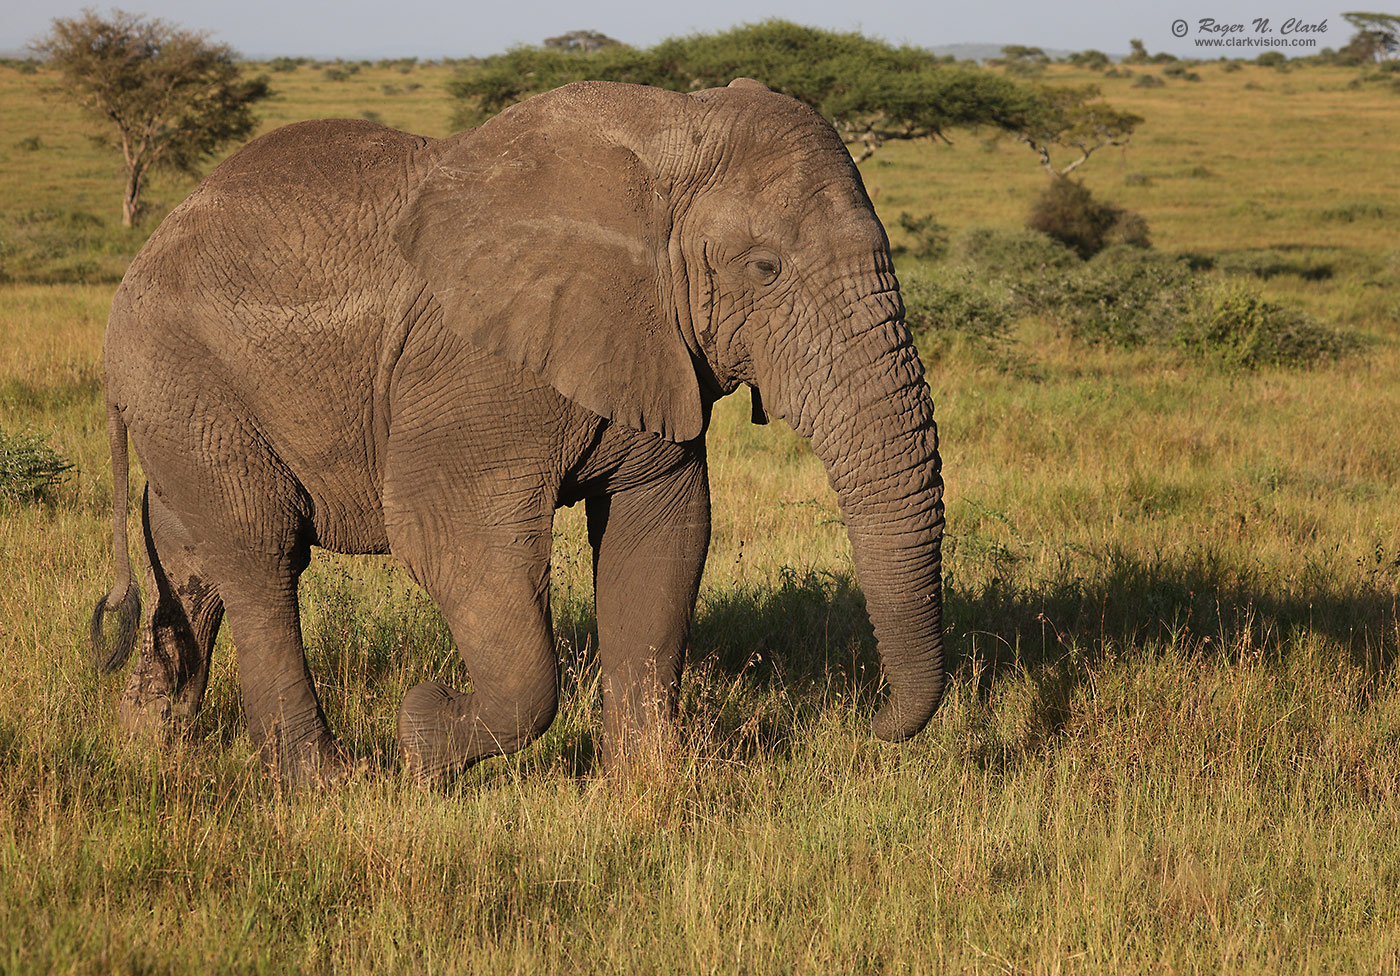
[[214, 547, 350, 787], [119, 487, 224, 740], [395, 518, 559, 784]]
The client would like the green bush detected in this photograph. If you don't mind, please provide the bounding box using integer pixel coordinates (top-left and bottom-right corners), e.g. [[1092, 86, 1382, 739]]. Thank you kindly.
[[1026, 177, 1151, 259], [902, 267, 1014, 340], [956, 226, 1079, 276], [1178, 284, 1363, 368], [1214, 248, 1334, 281], [1021, 248, 1198, 347], [0, 427, 73, 503], [894, 213, 950, 260], [1133, 74, 1165, 88]]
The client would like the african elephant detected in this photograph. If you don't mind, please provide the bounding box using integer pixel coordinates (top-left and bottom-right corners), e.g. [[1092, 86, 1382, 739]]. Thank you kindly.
[[90, 78, 946, 785]]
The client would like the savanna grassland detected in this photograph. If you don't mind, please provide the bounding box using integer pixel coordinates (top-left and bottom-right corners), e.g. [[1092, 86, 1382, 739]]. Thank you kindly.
[[1, 54, 1399, 974]]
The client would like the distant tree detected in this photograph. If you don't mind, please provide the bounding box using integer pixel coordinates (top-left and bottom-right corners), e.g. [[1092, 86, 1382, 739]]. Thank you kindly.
[[1125, 39, 1150, 64], [1017, 84, 1143, 176], [30, 10, 271, 226], [1000, 44, 1048, 63], [1341, 11, 1400, 60], [448, 20, 1041, 161], [997, 44, 1049, 76], [544, 29, 627, 52], [1067, 49, 1112, 70]]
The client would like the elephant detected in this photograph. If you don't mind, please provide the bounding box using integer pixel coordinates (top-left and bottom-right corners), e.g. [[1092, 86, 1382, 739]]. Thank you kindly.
[[89, 77, 946, 785]]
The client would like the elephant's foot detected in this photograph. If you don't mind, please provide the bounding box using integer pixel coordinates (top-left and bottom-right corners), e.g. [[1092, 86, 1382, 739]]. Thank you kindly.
[[268, 732, 355, 791], [397, 681, 472, 785], [118, 667, 186, 743]]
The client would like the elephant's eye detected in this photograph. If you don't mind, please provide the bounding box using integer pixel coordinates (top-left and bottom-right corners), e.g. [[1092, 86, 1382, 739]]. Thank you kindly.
[[746, 251, 782, 286]]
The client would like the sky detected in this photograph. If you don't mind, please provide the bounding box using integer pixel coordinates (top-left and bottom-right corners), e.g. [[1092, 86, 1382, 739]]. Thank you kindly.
[[4, 0, 1358, 60]]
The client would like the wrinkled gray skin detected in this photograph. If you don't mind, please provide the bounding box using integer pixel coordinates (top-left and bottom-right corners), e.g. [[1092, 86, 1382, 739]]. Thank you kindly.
[[91, 78, 946, 785]]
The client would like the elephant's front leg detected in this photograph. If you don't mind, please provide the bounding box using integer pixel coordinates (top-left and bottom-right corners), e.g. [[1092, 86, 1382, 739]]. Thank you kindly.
[[587, 457, 710, 770], [395, 516, 560, 783]]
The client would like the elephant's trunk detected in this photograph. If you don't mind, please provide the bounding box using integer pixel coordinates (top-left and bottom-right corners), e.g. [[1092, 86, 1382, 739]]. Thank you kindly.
[[764, 291, 947, 741]]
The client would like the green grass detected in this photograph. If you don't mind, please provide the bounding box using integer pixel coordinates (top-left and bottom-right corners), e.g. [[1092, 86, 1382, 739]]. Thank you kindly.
[[1, 57, 1399, 973]]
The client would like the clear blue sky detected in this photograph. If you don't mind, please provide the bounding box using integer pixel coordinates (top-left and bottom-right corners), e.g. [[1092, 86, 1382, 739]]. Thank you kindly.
[[5, 0, 1357, 60]]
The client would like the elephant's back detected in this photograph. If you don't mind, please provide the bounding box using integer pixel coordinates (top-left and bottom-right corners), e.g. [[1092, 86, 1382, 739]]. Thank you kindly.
[[117, 120, 433, 319]]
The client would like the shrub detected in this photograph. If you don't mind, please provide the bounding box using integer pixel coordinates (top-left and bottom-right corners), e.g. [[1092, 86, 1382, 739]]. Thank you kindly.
[[1026, 177, 1150, 259], [14, 135, 43, 151], [1024, 249, 1198, 347], [1178, 284, 1362, 368], [894, 213, 951, 261], [323, 67, 351, 82], [1320, 200, 1388, 222], [1214, 249, 1333, 281], [0, 427, 73, 503], [1124, 172, 1152, 187], [1133, 74, 1165, 88], [902, 267, 1014, 341], [1256, 51, 1287, 67], [956, 226, 1079, 276], [268, 57, 300, 72]]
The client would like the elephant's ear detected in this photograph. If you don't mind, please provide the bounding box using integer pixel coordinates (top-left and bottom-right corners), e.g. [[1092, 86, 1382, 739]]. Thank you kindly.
[[392, 118, 701, 442]]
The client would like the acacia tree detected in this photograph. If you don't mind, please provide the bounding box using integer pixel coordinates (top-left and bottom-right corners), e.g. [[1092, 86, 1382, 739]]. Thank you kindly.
[[1017, 84, 1142, 176], [448, 21, 1040, 160], [31, 10, 271, 226], [1341, 11, 1400, 61]]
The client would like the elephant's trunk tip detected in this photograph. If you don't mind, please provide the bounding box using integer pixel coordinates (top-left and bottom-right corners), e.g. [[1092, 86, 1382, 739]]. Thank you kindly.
[[871, 677, 946, 743]]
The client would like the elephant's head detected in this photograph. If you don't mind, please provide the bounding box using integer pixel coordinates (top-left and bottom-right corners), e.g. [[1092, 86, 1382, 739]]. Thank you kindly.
[[392, 79, 946, 740]]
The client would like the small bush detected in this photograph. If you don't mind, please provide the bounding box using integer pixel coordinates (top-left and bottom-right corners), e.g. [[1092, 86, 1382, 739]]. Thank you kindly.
[[13, 135, 43, 151], [1027, 178, 1150, 259], [1178, 284, 1362, 368], [894, 213, 950, 261], [1221, 60, 1243, 72], [0, 427, 73, 503], [1215, 249, 1333, 281], [1023, 249, 1198, 347], [268, 57, 300, 72], [1124, 172, 1153, 187], [1163, 64, 1187, 77], [956, 226, 1079, 276], [1256, 51, 1287, 67], [361, 110, 384, 125], [323, 67, 351, 82], [1320, 200, 1388, 222], [902, 268, 1014, 341], [1133, 74, 1165, 88]]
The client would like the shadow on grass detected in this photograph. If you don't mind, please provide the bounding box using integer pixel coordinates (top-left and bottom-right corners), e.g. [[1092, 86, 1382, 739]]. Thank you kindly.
[[557, 549, 1397, 767], [193, 547, 1396, 780]]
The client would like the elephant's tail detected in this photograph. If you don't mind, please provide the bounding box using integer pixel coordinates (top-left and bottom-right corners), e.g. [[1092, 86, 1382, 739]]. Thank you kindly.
[[90, 402, 140, 673]]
